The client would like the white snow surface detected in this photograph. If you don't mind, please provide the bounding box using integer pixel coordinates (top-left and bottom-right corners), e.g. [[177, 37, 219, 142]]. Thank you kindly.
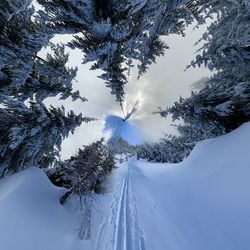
[[1, 122, 250, 250], [0, 168, 85, 250]]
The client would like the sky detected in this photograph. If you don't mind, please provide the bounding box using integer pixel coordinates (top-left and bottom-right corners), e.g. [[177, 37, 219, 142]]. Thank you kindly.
[[41, 22, 212, 159]]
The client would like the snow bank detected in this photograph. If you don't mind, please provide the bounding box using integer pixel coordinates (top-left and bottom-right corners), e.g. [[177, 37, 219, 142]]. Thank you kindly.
[[0, 168, 85, 250], [134, 122, 250, 250], [0, 122, 250, 250]]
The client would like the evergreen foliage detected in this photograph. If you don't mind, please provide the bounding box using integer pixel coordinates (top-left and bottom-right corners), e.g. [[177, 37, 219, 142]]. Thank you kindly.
[[0, 2, 92, 178], [107, 136, 137, 163], [0, 7, 53, 99], [15, 44, 86, 102], [0, 96, 93, 177], [159, 0, 250, 131], [143, 0, 249, 163], [137, 121, 225, 163], [0, 0, 32, 26], [0, 0, 249, 172], [108, 137, 137, 156], [37, 0, 218, 102], [46, 139, 115, 203]]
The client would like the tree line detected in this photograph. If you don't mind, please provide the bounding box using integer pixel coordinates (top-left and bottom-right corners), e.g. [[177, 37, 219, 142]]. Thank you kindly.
[[0, 0, 249, 194], [138, 0, 250, 163]]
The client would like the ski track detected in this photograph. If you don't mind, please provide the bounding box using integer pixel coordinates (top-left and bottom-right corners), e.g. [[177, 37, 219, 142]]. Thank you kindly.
[[96, 161, 146, 250]]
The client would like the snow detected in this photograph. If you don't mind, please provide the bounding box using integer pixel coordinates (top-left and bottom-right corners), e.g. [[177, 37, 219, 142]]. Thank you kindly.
[[98, 122, 250, 249], [1, 122, 250, 249], [0, 168, 84, 250]]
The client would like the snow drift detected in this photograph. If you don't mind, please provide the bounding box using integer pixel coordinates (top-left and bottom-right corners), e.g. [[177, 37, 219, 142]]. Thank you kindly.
[[0, 168, 85, 250], [132, 121, 250, 250], [0, 122, 250, 250]]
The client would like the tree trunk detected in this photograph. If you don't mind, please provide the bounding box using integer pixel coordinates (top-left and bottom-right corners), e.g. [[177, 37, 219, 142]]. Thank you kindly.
[[60, 188, 73, 204]]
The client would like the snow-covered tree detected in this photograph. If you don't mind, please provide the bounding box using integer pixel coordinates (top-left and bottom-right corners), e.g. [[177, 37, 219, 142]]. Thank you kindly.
[[36, 0, 93, 34], [0, 3, 95, 178], [189, 0, 250, 79], [156, 0, 249, 132], [14, 44, 86, 102], [0, 96, 93, 177], [37, 0, 219, 102], [107, 137, 137, 163], [160, 79, 250, 131], [160, 0, 250, 131], [0, 7, 53, 98], [45, 138, 115, 240], [0, 0, 32, 26], [47, 138, 115, 204], [137, 120, 225, 163]]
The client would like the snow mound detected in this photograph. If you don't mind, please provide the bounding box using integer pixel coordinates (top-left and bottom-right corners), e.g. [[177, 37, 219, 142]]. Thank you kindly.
[[104, 115, 143, 145], [133, 122, 250, 250], [1, 123, 250, 250], [0, 168, 84, 250]]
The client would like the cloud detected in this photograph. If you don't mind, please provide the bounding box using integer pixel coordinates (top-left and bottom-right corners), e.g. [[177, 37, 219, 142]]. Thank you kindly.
[[42, 23, 211, 159]]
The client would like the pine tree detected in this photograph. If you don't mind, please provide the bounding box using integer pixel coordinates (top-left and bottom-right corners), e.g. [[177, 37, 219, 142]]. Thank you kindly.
[[0, 0, 32, 28], [0, 7, 53, 98], [0, 96, 93, 177], [46, 138, 115, 203], [14, 44, 86, 102], [37, 0, 219, 102]]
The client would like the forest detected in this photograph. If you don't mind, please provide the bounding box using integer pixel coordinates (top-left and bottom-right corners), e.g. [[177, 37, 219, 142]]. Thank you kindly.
[[0, 1, 249, 249]]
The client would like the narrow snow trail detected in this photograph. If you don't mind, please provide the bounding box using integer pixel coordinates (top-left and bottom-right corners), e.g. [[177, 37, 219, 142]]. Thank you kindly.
[[94, 123, 250, 250], [1, 123, 250, 250], [95, 161, 145, 250]]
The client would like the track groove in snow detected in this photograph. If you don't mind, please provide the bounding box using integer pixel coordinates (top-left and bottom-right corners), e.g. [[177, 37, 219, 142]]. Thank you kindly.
[[96, 161, 145, 250], [1, 123, 250, 250]]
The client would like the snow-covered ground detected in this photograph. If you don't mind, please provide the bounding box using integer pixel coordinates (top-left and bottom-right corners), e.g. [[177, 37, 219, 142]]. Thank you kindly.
[[0, 122, 250, 250]]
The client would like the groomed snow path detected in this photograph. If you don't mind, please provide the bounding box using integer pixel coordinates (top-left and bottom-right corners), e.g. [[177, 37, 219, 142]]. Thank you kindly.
[[95, 162, 146, 250], [95, 122, 250, 250]]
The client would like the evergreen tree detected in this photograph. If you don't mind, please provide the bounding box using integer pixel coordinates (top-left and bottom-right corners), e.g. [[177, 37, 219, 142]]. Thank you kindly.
[[37, 0, 218, 102], [0, 0, 32, 28], [14, 44, 86, 102], [107, 137, 137, 163], [0, 7, 53, 98], [160, 0, 250, 131], [0, 96, 93, 177], [46, 138, 115, 204], [137, 121, 225, 163]]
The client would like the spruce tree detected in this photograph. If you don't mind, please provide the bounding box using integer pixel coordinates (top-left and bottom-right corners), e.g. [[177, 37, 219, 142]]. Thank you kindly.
[[0, 7, 53, 98], [46, 138, 115, 203], [0, 96, 93, 177], [14, 44, 86, 102], [0, 2, 95, 176], [0, 0, 32, 28], [162, 0, 250, 130], [37, 0, 217, 102]]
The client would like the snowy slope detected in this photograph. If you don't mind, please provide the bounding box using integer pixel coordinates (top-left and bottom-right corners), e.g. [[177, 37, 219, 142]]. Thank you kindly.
[[131, 122, 250, 250], [0, 168, 86, 250], [95, 122, 250, 250], [0, 122, 250, 250]]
